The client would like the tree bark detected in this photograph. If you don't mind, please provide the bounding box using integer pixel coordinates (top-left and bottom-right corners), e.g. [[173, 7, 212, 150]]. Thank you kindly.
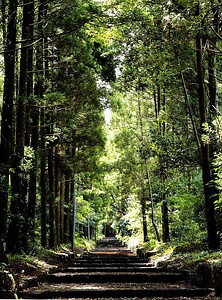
[[8, 0, 34, 253], [155, 85, 170, 243], [180, 71, 201, 159], [48, 148, 56, 249], [141, 196, 148, 242], [55, 150, 61, 246], [154, 89, 158, 119], [35, 0, 47, 248], [40, 107, 47, 247], [1, 0, 6, 43], [162, 193, 170, 243], [196, 28, 219, 250], [64, 172, 70, 244], [25, 0, 37, 251], [60, 173, 65, 244], [48, 121, 56, 249], [0, 0, 17, 259]]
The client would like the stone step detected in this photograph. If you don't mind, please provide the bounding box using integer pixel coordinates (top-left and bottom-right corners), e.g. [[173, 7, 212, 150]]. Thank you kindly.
[[72, 256, 149, 261], [96, 237, 123, 246], [19, 282, 213, 299], [59, 266, 168, 273], [83, 252, 137, 257], [71, 261, 150, 266], [45, 271, 185, 283], [17, 237, 215, 299], [71, 260, 150, 266], [88, 250, 133, 256], [70, 263, 153, 269], [74, 256, 149, 263]]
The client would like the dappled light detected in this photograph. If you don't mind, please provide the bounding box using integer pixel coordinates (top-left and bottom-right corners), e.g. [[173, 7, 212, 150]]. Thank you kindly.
[[0, 0, 222, 299], [18, 237, 215, 299]]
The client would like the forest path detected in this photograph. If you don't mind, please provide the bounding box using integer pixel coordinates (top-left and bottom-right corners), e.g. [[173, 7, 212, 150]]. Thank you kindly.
[[18, 237, 215, 299]]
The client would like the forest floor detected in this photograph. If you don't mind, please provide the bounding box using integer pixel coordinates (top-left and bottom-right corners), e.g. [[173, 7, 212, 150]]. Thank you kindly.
[[9, 249, 71, 291]]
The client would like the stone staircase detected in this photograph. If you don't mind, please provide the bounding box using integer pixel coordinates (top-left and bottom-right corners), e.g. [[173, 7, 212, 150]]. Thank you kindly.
[[18, 237, 214, 299]]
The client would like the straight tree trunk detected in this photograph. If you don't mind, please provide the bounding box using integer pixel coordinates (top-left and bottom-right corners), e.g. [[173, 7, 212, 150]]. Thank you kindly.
[[64, 172, 71, 243], [8, 0, 32, 253], [47, 114, 56, 249], [162, 193, 170, 243], [55, 150, 61, 246], [40, 108, 47, 247], [48, 145, 56, 249], [207, 3, 218, 114], [157, 85, 161, 115], [1, 0, 6, 43], [154, 89, 158, 119], [196, 26, 220, 250], [25, 0, 34, 147], [155, 85, 170, 243], [206, 1, 220, 248], [0, 0, 17, 260], [180, 71, 201, 159], [145, 161, 160, 242], [36, 0, 47, 248], [25, 0, 37, 251], [60, 173, 65, 244], [141, 196, 148, 242], [70, 178, 75, 248]]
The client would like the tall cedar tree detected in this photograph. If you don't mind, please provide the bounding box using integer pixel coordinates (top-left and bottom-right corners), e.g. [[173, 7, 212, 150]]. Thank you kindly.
[[39, 0, 48, 248], [195, 2, 220, 249], [0, 0, 17, 261], [27, 0, 39, 249], [7, 0, 34, 253]]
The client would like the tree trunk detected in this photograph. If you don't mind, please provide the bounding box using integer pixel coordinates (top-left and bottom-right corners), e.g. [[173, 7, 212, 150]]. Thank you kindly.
[[207, 0, 220, 241], [25, 0, 37, 251], [48, 146, 56, 249], [196, 27, 219, 250], [40, 107, 47, 247], [70, 178, 75, 248], [155, 85, 170, 243], [141, 196, 148, 242], [0, 1, 17, 260], [55, 150, 61, 246], [64, 172, 70, 243], [25, 0, 34, 146], [180, 71, 201, 159], [154, 89, 158, 119], [145, 163, 160, 242], [60, 173, 65, 244], [0, 0, 17, 261], [35, 0, 47, 248], [208, 0, 219, 116], [47, 108, 57, 250], [8, 0, 33, 253], [162, 193, 170, 243], [1, 0, 6, 43]]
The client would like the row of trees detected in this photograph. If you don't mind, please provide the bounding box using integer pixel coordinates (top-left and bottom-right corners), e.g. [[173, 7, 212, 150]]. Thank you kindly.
[[1, 0, 222, 263], [0, 0, 115, 261], [103, 0, 222, 250]]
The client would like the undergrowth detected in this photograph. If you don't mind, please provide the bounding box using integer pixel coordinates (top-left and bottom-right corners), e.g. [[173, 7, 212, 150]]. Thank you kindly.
[[7, 237, 95, 268], [140, 239, 222, 269]]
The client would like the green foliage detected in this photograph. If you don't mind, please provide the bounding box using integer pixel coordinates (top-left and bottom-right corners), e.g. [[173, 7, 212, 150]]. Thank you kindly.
[[0, 164, 9, 190], [142, 239, 159, 251], [2, 0, 222, 256], [73, 237, 95, 252], [20, 146, 35, 174], [168, 193, 206, 242], [93, 42, 116, 82]]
